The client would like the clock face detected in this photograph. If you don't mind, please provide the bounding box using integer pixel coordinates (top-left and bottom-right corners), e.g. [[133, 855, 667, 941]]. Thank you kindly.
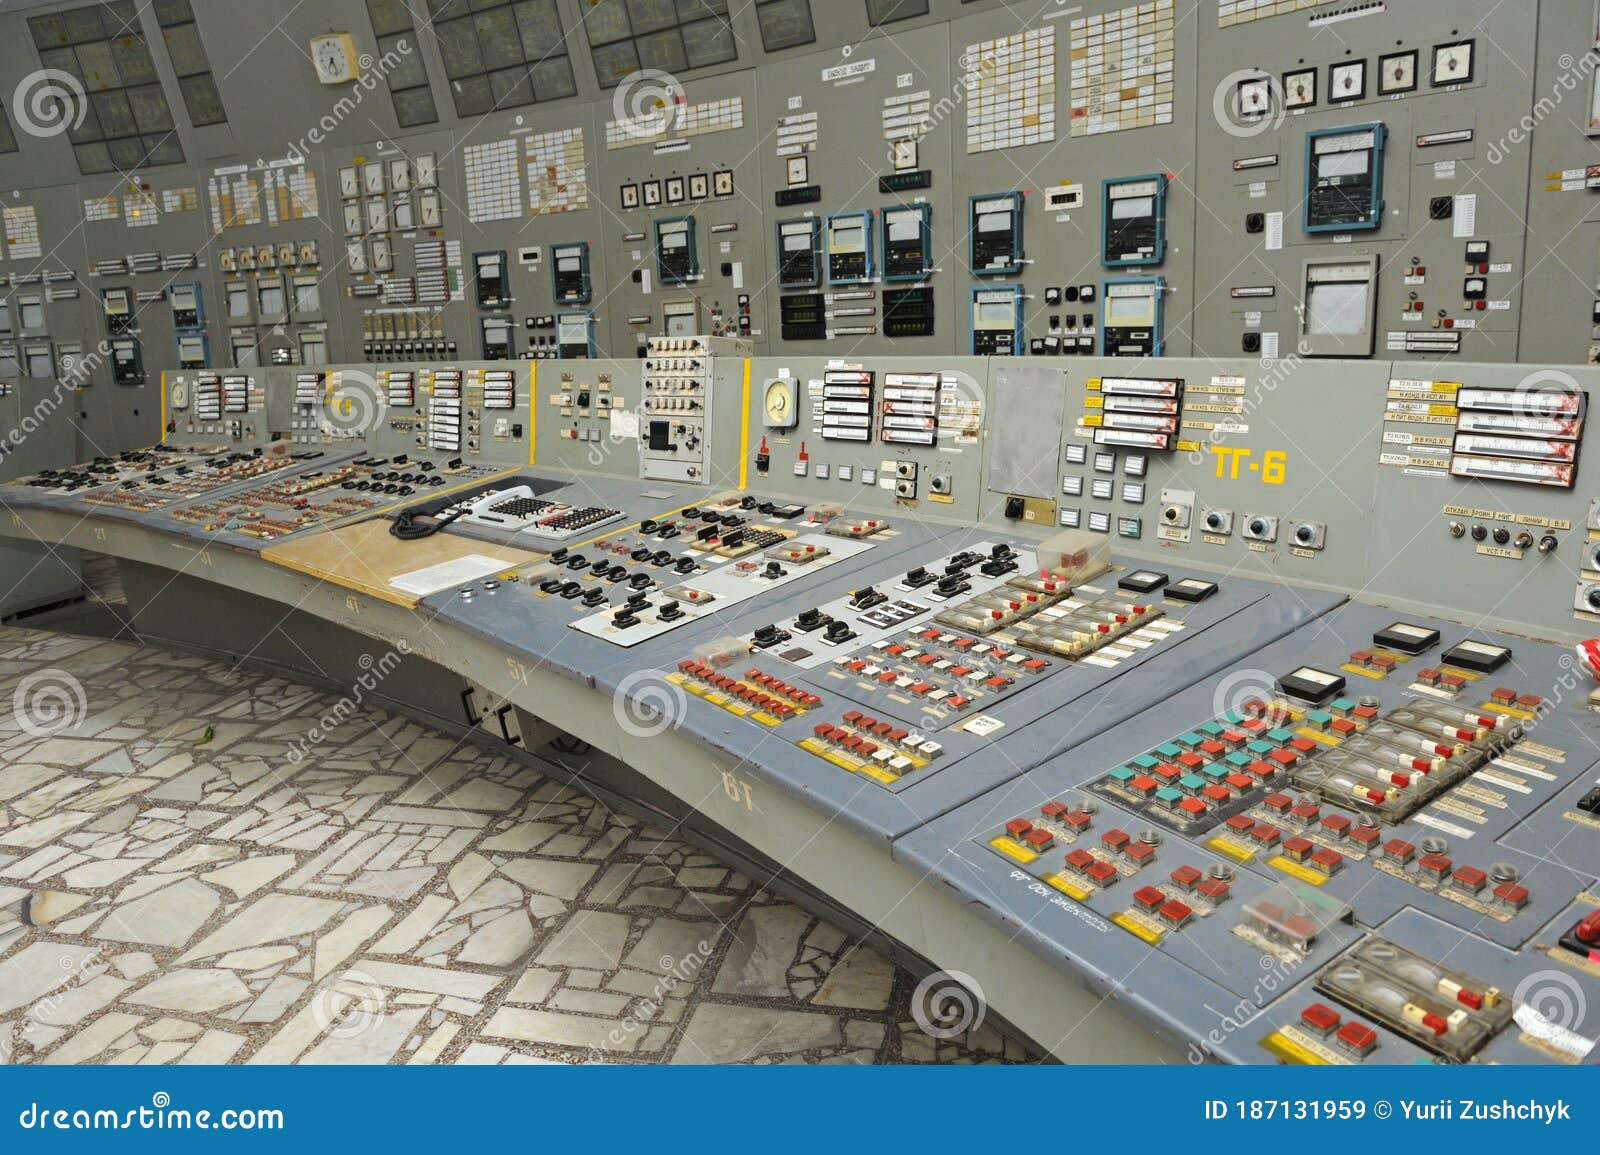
[[763, 379, 797, 428], [1379, 50, 1417, 94], [1237, 76, 1271, 117], [1431, 40, 1474, 86], [1330, 60, 1366, 101], [1283, 68, 1316, 108], [310, 34, 355, 83]]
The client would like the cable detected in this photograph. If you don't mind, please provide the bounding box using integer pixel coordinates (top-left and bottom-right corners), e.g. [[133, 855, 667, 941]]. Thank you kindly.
[[388, 505, 467, 541]]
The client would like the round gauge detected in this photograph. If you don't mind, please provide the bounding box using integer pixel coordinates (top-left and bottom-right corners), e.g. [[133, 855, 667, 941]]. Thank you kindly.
[[1237, 76, 1271, 118], [1379, 50, 1417, 94], [763, 379, 798, 429], [1431, 40, 1474, 86], [1329, 60, 1366, 101], [1283, 68, 1316, 108]]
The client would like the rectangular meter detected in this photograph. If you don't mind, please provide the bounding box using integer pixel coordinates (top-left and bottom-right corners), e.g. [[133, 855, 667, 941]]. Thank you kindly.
[[776, 217, 821, 288], [1100, 278, 1164, 358], [1102, 174, 1167, 266], [556, 311, 595, 358], [110, 336, 144, 384], [1299, 255, 1378, 356], [970, 193, 1023, 275], [101, 287, 134, 335], [176, 332, 209, 369], [169, 281, 203, 329], [551, 242, 592, 304], [474, 250, 510, 308], [971, 285, 1023, 355], [881, 204, 931, 281], [825, 211, 874, 284], [655, 217, 699, 285], [1305, 124, 1387, 232], [480, 314, 514, 360]]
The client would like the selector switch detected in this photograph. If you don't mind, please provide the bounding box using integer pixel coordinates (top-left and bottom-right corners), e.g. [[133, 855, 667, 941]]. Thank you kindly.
[[1242, 514, 1278, 543]]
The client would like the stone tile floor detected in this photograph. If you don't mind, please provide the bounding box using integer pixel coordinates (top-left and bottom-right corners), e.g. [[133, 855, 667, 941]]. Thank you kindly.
[[0, 623, 1034, 1064]]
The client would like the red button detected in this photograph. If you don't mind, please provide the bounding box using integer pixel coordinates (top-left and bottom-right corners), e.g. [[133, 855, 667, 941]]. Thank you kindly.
[[1576, 910, 1600, 944], [1301, 1003, 1340, 1035]]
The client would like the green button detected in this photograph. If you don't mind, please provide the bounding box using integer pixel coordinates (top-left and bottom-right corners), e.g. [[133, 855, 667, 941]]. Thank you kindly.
[[1108, 766, 1135, 783], [1132, 753, 1160, 770], [1331, 698, 1356, 715], [1306, 711, 1332, 728], [1201, 764, 1227, 782], [1155, 787, 1182, 806], [1247, 740, 1274, 756], [1267, 728, 1294, 744], [1179, 774, 1206, 793], [1156, 743, 1183, 759], [1177, 731, 1204, 748], [1222, 711, 1244, 724], [1225, 751, 1253, 768], [1198, 721, 1226, 736]]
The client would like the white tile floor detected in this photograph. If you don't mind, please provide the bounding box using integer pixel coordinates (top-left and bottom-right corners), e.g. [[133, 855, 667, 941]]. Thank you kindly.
[[0, 623, 1033, 1064]]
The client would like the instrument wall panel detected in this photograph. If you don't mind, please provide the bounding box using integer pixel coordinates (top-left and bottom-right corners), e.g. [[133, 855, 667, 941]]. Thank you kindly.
[[948, 2, 1200, 359], [753, 24, 956, 357], [592, 70, 768, 357], [1514, 1, 1600, 366], [1189, 1, 1537, 363]]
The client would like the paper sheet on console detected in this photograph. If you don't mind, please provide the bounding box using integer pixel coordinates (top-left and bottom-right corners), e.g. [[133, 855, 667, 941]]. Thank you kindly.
[[389, 555, 510, 596]]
